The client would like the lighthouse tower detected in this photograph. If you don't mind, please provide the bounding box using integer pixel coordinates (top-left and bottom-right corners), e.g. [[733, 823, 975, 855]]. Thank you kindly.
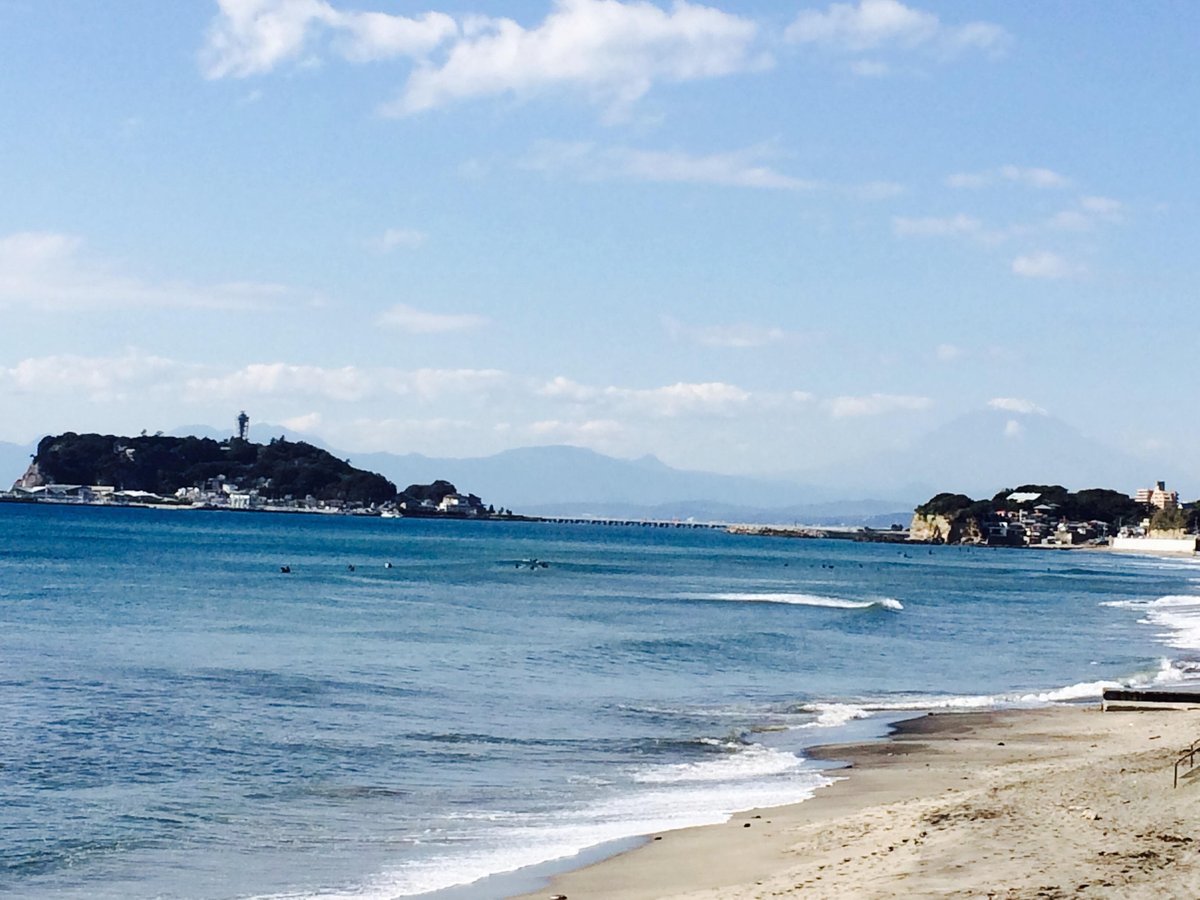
[[236, 410, 250, 441]]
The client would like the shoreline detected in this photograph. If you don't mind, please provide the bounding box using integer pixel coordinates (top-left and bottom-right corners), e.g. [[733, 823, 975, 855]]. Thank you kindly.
[[6, 499, 1199, 561], [514, 705, 1200, 899]]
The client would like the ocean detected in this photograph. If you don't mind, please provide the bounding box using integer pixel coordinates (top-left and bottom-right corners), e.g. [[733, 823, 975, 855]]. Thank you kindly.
[[3, 502, 1199, 899]]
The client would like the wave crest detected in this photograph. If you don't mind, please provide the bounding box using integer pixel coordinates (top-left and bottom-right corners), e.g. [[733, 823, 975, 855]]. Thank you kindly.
[[700, 592, 903, 611], [1105, 594, 1200, 651]]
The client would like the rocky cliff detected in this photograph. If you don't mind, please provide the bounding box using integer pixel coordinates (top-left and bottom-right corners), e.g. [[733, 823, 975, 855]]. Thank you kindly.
[[908, 512, 984, 544], [14, 460, 46, 489]]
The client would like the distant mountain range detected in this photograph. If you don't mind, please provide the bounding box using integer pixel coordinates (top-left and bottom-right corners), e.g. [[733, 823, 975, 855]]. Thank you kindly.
[[0, 440, 35, 488], [2, 408, 1189, 524], [343, 445, 913, 526]]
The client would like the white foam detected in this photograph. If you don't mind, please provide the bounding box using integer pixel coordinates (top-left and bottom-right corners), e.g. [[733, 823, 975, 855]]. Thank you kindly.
[[1105, 594, 1200, 652], [1015, 680, 1122, 703], [1099, 599, 1149, 610], [1150, 657, 1192, 684], [248, 744, 831, 900], [797, 682, 1124, 719], [824, 659, 1200, 716], [794, 703, 872, 729], [699, 592, 903, 611], [632, 743, 803, 784], [867, 694, 1000, 711]]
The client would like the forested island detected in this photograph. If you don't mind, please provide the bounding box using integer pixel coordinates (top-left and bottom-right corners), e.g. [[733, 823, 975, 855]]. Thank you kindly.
[[7, 432, 507, 517]]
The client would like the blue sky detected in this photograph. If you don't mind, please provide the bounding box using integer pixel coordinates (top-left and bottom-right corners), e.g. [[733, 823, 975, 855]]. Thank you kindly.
[[1, 1, 1196, 481]]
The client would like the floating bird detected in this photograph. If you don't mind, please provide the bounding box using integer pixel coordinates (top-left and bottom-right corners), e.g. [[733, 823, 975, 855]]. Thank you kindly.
[[280, 565, 291, 574]]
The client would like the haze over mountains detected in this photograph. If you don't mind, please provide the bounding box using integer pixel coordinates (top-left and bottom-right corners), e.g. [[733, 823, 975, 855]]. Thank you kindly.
[[2, 409, 1187, 524], [800, 408, 1184, 502]]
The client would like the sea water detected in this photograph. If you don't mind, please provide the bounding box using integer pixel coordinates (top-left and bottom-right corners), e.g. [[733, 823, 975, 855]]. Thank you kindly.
[[3, 503, 1199, 899]]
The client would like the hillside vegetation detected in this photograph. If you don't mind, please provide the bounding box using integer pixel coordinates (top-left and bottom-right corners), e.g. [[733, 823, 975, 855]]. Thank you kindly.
[[27, 432, 397, 505], [916, 484, 1147, 530]]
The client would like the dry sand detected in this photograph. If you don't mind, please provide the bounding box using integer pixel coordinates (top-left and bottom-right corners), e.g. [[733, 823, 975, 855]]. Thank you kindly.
[[517, 706, 1200, 899]]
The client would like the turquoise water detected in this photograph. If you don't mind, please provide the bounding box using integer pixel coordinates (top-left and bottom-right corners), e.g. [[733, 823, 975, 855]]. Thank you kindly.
[[2, 503, 1198, 898]]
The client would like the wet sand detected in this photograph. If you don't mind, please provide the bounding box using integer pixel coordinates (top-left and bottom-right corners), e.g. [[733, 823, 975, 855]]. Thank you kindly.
[[516, 706, 1200, 899]]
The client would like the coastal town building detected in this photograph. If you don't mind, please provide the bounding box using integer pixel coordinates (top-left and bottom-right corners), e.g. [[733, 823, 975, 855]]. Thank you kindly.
[[1134, 480, 1178, 510], [437, 493, 478, 515]]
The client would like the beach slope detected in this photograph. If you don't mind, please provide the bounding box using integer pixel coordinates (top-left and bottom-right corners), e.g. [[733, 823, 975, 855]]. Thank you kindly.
[[521, 707, 1200, 899]]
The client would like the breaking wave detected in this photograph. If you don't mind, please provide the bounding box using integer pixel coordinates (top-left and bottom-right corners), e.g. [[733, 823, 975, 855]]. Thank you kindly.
[[1102, 594, 1200, 652], [697, 592, 903, 611]]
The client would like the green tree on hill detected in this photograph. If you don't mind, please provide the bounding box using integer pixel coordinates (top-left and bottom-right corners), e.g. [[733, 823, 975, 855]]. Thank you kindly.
[[30, 432, 397, 505], [1150, 506, 1187, 532], [916, 484, 1152, 533], [915, 493, 975, 516]]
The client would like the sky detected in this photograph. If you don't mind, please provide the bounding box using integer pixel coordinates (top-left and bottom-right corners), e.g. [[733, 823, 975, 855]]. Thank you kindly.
[[1, 1, 1197, 482]]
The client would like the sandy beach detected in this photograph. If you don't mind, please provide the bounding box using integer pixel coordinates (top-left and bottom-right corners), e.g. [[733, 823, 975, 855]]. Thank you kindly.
[[519, 706, 1200, 899]]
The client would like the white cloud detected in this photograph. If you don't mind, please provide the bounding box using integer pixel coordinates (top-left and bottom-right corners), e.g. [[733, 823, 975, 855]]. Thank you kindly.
[[0, 356, 821, 461], [0, 350, 187, 401], [523, 141, 816, 191], [892, 213, 981, 237], [988, 397, 1046, 415], [624, 382, 752, 417], [527, 418, 626, 442], [343, 416, 479, 450], [1003, 418, 1023, 438], [849, 59, 890, 77], [663, 315, 795, 348], [372, 228, 427, 252], [458, 158, 491, 179], [0, 230, 81, 267], [1137, 436, 1170, 454], [946, 165, 1069, 190], [280, 411, 323, 432], [895, 193, 1124, 248], [1046, 195, 1124, 232], [203, 1, 763, 117], [1080, 195, 1122, 217], [200, 0, 457, 78], [611, 146, 813, 190], [377, 303, 489, 333], [0, 231, 290, 311], [201, 0, 336, 78], [999, 165, 1068, 189], [187, 363, 375, 402], [334, 9, 461, 63], [852, 180, 905, 200], [386, 368, 511, 400], [825, 392, 932, 417], [943, 171, 988, 189], [539, 375, 601, 403], [785, 0, 1007, 58], [787, 0, 938, 50], [1046, 210, 1092, 232], [194, 363, 511, 407], [935, 343, 964, 362], [387, 0, 762, 117], [1011, 251, 1082, 279], [539, 376, 759, 417]]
